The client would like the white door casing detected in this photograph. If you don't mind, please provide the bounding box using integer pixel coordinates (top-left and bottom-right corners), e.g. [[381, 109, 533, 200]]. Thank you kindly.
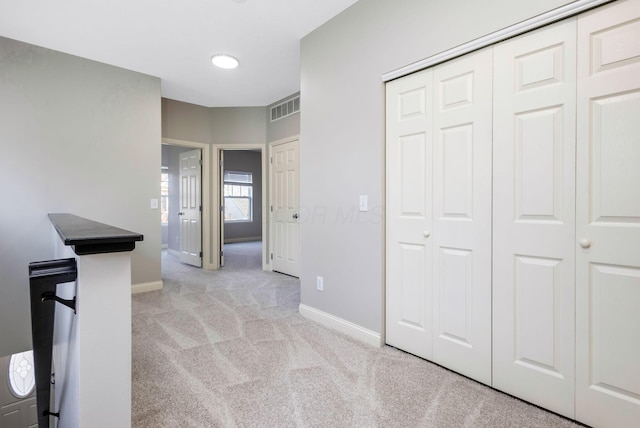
[[179, 149, 202, 267], [492, 19, 577, 418], [219, 150, 225, 267], [576, 1, 640, 427], [385, 68, 434, 360], [270, 139, 300, 277], [431, 47, 493, 385], [162, 138, 212, 269], [213, 144, 268, 271]]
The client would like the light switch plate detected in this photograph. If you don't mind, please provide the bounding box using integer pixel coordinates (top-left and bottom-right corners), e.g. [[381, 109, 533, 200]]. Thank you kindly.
[[150, 198, 159, 209], [359, 195, 368, 212]]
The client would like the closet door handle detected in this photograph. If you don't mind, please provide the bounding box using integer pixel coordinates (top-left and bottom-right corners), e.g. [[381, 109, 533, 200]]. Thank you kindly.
[[579, 238, 591, 249], [423, 231, 431, 238]]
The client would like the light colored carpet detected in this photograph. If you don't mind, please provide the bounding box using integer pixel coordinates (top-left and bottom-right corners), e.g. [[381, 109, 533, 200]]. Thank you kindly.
[[132, 242, 581, 428]]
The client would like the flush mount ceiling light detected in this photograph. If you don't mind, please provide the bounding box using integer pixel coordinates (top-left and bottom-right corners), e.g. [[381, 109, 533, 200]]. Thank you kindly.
[[211, 54, 239, 69]]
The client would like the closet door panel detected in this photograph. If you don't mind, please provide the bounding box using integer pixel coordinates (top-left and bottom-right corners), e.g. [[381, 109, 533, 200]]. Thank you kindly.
[[386, 69, 434, 360], [492, 19, 577, 418], [576, 1, 640, 426], [432, 47, 493, 385]]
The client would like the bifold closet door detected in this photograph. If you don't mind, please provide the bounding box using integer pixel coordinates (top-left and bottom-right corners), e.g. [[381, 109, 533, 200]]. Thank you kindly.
[[431, 47, 493, 385], [386, 69, 434, 360], [576, 1, 640, 427], [492, 19, 577, 418], [385, 47, 493, 384]]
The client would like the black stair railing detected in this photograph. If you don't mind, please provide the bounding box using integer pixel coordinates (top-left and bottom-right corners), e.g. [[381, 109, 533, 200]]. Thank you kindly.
[[29, 258, 78, 428]]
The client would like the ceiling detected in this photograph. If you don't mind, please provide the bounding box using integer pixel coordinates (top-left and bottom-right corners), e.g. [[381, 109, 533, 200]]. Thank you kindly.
[[0, 0, 359, 107]]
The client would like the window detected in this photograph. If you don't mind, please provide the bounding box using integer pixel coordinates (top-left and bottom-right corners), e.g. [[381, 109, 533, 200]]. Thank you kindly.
[[161, 171, 169, 224], [224, 171, 253, 222]]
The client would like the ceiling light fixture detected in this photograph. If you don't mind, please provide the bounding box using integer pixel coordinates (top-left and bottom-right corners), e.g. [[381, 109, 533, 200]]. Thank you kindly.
[[211, 54, 239, 69]]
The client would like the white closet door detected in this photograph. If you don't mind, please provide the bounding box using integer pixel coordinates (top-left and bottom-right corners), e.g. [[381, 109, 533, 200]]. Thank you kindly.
[[431, 47, 493, 385], [492, 19, 577, 418], [386, 69, 434, 360], [576, 1, 640, 427]]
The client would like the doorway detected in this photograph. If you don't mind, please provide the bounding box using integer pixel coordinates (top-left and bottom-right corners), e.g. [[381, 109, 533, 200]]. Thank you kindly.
[[220, 149, 263, 268], [161, 138, 212, 269], [214, 144, 267, 270]]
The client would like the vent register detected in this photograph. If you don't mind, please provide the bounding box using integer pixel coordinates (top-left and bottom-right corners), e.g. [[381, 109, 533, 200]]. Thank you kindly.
[[270, 96, 300, 122]]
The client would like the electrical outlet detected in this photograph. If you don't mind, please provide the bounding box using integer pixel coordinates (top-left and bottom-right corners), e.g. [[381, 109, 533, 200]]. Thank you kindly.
[[316, 276, 324, 291]]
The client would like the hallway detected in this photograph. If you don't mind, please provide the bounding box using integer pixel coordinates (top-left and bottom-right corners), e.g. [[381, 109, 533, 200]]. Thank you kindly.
[[131, 243, 578, 427]]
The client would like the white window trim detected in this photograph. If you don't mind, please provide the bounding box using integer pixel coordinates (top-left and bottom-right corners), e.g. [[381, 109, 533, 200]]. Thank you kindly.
[[224, 171, 254, 223]]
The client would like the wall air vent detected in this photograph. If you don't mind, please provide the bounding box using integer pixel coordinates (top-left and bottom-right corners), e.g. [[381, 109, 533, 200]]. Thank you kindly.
[[270, 96, 300, 122]]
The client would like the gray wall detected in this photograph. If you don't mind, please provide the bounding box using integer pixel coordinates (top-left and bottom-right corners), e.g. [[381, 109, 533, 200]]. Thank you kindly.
[[223, 150, 263, 242], [267, 93, 301, 142], [210, 107, 267, 144], [161, 98, 270, 145], [299, 0, 574, 333], [162, 144, 195, 252], [163, 97, 300, 145], [0, 36, 161, 356], [162, 98, 211, 143]]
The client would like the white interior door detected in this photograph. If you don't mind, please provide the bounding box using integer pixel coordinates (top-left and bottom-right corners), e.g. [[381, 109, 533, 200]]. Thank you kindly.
[[385, 68, 434, 360], [179, 149, 202, 267], [431, 47, 493, 385], [492, 19, 577, 417], [270, 140, 300, 277], [576, 1, 640, 427]]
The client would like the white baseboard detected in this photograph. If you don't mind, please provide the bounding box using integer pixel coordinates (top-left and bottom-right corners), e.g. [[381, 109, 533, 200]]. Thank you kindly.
[[299, 304, 382, 348], [167, 249, 180, 258], [131, 280, 163, 294]]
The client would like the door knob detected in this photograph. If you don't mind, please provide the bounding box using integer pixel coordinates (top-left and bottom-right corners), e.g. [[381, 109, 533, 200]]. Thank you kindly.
[[423, 231, 431, 238], [579, 238, 591, 249], [293, 213, 299, 219], [178, 212, 184, 216]]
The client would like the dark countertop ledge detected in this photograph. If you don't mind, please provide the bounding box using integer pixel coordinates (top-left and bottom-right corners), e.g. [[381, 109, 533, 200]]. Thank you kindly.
[[48, 213, 143, 256]]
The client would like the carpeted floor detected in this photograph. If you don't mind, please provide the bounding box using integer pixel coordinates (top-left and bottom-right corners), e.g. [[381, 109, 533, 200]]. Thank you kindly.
[[131, 242, 581, 427]]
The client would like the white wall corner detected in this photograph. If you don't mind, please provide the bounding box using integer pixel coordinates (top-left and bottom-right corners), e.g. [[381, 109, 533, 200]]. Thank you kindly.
[[131, 280, 163, 294], [299, 304, 383, 348]]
